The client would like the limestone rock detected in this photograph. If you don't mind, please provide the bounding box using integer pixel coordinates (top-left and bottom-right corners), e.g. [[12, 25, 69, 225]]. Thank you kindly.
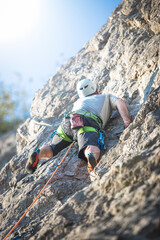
[[0, 0, 160, 239], [0, 130, 17, 170]]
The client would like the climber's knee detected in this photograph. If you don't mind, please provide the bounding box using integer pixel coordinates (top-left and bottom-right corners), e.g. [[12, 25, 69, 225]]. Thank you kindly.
[[84, 145, 100, 162]]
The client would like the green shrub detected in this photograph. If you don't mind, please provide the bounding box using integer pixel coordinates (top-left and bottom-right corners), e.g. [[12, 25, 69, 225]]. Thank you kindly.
[[0, 81, 29, 135]]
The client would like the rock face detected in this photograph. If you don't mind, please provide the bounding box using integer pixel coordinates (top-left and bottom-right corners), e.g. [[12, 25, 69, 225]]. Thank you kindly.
[[0, 130, 16, 170], [1, 0, 160, 239]]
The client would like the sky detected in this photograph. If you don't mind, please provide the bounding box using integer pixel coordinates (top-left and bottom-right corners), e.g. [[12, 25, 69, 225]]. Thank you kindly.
[[0, 0, 122, 107]]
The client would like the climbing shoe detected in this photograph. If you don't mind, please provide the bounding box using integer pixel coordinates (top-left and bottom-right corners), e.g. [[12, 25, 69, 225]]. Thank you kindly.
[[25, 149, 40, 174], [87, 152, 98, 174]]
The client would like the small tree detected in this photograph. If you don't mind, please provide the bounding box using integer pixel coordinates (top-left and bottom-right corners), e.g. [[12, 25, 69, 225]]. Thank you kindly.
[[0, 83, 15, 133]]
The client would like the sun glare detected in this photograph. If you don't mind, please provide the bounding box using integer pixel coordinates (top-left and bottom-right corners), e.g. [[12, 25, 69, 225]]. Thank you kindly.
[[0, 0, 42, 44]]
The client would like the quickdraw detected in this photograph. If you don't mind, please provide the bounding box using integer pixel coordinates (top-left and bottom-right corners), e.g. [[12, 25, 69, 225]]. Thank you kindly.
[[98, 130, 106, 150], [64, 112, 70, 118], [51, 130, 57, 138]]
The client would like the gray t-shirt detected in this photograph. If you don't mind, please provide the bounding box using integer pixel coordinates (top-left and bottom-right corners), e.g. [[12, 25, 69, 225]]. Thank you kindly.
[[72, 94, 118, 127]]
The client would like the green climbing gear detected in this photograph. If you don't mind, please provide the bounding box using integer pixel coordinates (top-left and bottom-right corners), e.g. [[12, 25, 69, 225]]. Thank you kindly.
[[57, 125, 73, 142], [77, 126, 98, 137]]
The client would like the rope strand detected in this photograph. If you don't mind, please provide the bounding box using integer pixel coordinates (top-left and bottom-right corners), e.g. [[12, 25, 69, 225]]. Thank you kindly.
[[3, 141, 74, 240]]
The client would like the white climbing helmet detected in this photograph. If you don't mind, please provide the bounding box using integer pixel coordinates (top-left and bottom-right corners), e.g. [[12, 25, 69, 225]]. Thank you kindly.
[[77, 78, 97, 98]]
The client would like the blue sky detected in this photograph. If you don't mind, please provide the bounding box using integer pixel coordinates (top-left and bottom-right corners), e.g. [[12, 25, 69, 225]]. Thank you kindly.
[[0, 0, 122, 106]]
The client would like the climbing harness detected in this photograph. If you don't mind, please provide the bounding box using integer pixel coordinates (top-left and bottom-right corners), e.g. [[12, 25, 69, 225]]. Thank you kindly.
[[57, 124, 73, 142], [3, 141, 75, 240], [77, 126, 98, 137], [51, 112, 72, 141], [98, 130, 106, 150], [77, 127, 106, 151], [51, 125, 72, 142]]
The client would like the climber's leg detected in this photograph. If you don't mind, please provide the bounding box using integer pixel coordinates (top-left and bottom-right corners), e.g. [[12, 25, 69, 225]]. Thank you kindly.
[[84, 145, 100, 173], [26, 117, 73, 174], [39, 145, 53, 159], [25, 145, 53, 174], [77, 128, 101, 174]]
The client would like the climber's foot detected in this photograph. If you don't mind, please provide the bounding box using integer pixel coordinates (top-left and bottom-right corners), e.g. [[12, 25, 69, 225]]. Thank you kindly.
[[26, 149, 40, 174], [87, 153, 98, 174]]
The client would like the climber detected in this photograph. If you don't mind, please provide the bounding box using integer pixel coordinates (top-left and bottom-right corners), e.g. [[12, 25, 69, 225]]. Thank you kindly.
[[26, 78, 131, 176]]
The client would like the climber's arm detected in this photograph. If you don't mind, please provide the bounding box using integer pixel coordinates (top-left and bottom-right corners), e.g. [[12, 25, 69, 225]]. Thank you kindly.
[[115, 98, 131, 128], [109, 94, 131, 128]]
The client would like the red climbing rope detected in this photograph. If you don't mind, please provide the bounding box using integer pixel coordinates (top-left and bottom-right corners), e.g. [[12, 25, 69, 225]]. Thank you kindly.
[[3, 141, 75, 240]]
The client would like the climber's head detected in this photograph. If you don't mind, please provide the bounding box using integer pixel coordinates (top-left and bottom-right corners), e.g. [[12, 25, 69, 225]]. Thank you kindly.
[[77, 78, 98, 98]]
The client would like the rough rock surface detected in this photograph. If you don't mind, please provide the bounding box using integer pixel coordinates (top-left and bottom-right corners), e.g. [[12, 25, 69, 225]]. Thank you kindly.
[[0, 130, 16, 170], [1, 0, 160, 239]]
